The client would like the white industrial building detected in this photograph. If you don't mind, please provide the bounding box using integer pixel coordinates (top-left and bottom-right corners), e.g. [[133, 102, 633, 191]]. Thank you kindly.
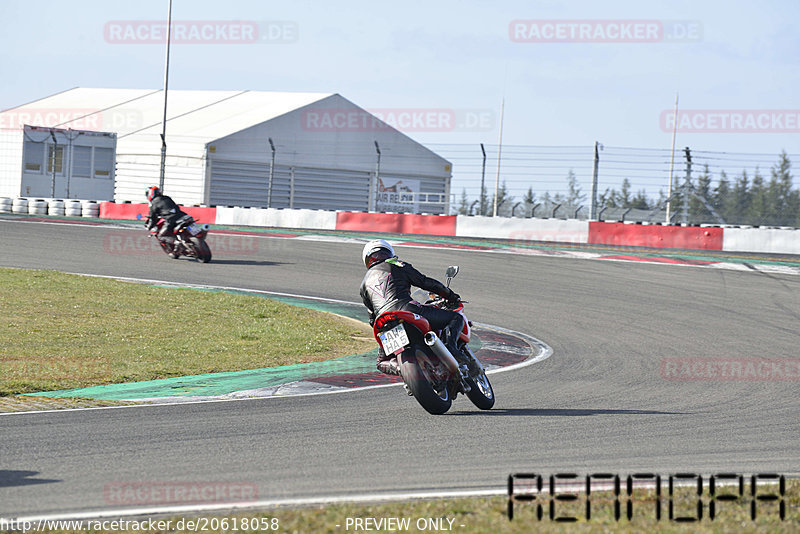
[[0, 124, 117, 201], [0, 88, 452, 213]]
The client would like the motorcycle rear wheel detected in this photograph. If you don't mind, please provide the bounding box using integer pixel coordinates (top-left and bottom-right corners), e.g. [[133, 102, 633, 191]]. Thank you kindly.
[[191, 237, 212, 263], [400, 355, 452, 415]]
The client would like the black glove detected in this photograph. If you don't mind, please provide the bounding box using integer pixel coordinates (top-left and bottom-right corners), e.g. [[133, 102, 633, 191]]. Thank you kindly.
[[446, 290, 461, 304]]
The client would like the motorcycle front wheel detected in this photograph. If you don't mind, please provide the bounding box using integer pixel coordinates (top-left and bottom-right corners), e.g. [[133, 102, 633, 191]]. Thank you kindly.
[[464, 371, 495, 410], [157, 238, 178, 259], [400, 352, 452, 415]]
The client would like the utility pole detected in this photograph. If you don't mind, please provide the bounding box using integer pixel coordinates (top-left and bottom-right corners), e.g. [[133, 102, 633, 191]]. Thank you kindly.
[[267, 137, 275, 208], [590, 141, 602, 220], [158, 0, 173, 190], [374, 141, 381, 212], [647, 145, 725, 226], [682, 146, 691, 226], [493, 97, 505, 217], [666, 93, 679, 223], [479, 143, 487, 216], [49, 129, 57, 198]]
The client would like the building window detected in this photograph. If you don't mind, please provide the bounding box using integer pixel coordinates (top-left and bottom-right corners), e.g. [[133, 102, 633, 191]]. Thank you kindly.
[[47, 144, 64, 175], [94, 147, 113, 178], [72, 146, 92, 178], [23, 140, 45, 173]]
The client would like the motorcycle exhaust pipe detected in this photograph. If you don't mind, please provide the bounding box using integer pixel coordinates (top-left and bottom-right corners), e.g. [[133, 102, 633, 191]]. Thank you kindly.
[[423, 331, 461, 375]]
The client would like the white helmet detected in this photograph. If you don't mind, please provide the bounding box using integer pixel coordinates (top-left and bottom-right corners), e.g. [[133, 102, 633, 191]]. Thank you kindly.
[[362, 239, 395, 268]]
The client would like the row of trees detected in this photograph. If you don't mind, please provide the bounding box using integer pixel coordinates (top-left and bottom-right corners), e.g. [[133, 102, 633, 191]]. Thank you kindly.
[[457, 151, 798, 226], [458, 169, 588, 218]]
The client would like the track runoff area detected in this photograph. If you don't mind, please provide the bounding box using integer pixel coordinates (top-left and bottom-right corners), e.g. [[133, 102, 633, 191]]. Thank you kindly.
[[0, 214, 797, 530]]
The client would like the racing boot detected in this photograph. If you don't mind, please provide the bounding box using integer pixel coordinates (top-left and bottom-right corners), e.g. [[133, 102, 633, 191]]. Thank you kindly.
[[443, 315, 467, 366], [377, 358, 401, 376], [447, 334, 482, 376], [462, 346, 484, 376], [444, 316, 484, 379]]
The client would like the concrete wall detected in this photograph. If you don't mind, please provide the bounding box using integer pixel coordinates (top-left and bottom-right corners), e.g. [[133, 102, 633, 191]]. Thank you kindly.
[[0, 129, 22, 198], [723, 227, 800, 255], [457, 216, 589, 244]]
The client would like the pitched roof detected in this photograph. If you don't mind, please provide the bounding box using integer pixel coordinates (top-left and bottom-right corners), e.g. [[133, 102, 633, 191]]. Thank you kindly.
[[0, 87, 335, 143]]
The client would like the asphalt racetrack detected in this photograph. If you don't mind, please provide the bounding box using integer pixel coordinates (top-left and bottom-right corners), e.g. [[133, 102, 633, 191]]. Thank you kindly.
[[1, 217, 798, 519]]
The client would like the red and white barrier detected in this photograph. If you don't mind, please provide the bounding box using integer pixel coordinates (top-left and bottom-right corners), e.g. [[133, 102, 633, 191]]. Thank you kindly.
[[99, 202, 217, 224], [457, 216, 589, 243], [85, 202, 800, 256], [587, 222, 723, 250], [723, 227, 800, 255], [336, 212, 457, 235], [215, 206, 336, 230]]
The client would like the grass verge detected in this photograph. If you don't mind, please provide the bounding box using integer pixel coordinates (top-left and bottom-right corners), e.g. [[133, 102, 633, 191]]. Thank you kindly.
[[0, 267, 373, 396], [6, 481, 798, 533]]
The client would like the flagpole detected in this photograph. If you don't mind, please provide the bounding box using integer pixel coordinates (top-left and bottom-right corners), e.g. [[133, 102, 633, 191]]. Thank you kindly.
[[158, 0, 173, 190], [666, 93, 679, 224], [493, 97, 505, 217]]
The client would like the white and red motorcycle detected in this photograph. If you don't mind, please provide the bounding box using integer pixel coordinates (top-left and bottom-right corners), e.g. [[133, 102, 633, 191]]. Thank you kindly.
[[371, 266, 495, 415], [147, 215, 212, 263]]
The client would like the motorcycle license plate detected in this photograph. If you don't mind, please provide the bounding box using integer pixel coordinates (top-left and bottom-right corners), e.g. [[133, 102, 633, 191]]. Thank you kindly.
[[380, 323, 409, 355], [187, 224, 199, 235]]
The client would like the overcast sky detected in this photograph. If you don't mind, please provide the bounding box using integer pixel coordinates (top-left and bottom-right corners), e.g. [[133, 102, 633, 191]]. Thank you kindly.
[[2, 0, 798, 199]]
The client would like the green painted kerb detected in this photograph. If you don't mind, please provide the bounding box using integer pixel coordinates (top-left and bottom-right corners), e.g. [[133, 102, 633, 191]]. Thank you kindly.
[[24, 283, 485, 402], [26, 351, 378, 401], [26, 288, 378, 401]]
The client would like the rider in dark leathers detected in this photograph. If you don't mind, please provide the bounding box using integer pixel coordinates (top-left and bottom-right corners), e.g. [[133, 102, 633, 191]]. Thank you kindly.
[[360, 239, 464, 376], [145, 186, 188, 238]]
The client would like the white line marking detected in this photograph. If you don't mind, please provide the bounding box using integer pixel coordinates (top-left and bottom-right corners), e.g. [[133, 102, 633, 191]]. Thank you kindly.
[[2, 478, 786, 523], [63, 272, 363, 306], [1, 488, 505, 523]]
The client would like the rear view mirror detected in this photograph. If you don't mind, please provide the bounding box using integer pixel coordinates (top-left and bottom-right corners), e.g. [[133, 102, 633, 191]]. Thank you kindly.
[[445, 266, 459, 286]]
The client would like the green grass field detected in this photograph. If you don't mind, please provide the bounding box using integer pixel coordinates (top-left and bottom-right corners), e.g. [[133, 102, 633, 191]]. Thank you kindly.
[[0, 267, 373, 396], [222, 486, 800, 533], [6, 485, 798, 533]]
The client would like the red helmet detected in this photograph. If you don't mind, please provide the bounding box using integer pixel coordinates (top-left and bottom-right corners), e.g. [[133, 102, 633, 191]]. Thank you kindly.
[[146, 186, 161, 202]]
